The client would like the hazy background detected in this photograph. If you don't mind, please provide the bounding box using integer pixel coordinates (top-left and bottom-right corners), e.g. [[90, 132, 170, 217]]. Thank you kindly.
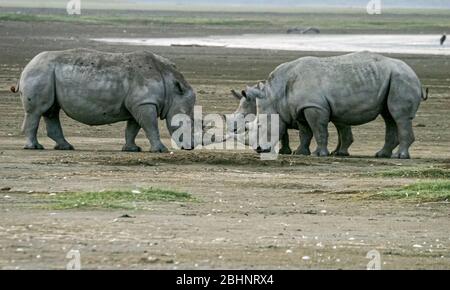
[[135, 0, 450, 9], [1, 0, 450, 10]]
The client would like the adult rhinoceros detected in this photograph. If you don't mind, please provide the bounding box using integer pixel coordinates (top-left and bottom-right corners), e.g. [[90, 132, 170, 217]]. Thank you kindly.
[[240, 51, 428, 159], [11, 48, 196, 153]]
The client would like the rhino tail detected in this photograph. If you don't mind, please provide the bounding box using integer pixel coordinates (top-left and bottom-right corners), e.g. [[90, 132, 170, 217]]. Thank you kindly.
[[10, 81, 19, 93], [422, 87, 429, 101]]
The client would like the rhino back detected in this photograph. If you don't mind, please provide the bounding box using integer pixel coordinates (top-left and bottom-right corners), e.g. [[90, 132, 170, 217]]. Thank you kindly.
[[268, 52, 410, 125], [48, 49, 165, 125]]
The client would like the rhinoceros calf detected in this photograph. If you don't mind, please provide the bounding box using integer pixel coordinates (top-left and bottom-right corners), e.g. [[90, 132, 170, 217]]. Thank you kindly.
[[228, 88, 354, 156], [11, 49, 196, 153], [242, 51, 428, 159]]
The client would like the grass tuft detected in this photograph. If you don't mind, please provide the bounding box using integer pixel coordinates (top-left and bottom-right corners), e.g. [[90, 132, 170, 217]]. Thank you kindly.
[[370, 180, 450, 202], [47, 188, 193, 210], [368, 168, 450, 179]]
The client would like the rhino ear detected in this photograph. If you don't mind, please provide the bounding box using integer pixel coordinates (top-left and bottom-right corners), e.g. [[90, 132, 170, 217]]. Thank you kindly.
[[174, 80, 185, 94], [231, 90, 243, 100], [258, 81, 266, 91]]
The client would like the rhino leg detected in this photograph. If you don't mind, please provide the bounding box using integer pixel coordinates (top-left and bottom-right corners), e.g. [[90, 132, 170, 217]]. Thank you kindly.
[[332, 127, 342, 155], [332, 124, 353, 157], [130, 104, 168, 153], [279, 130, 292, 155], [376, 113, 399, 158], [385, 80, 421, 159], [304, 108, 330, 157], [294, 122, 312, 156], [392, 118, 414, 159], [122, 119, 142, 152], [22, 113, 44, 150], [43, 106, 74, 150]]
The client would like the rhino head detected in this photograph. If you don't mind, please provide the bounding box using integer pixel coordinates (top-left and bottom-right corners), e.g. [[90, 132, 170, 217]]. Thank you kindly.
[[228, 88, 257, 135], [249, 82, 284, 154], [160, 69, 197, 150], [227, 82, 268, 148], [227, 82, 267, 134]]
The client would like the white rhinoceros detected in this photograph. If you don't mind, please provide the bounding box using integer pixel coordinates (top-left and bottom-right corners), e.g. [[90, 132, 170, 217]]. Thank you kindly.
[[11, 48, 197, 152], [238, 51, 428, 159]]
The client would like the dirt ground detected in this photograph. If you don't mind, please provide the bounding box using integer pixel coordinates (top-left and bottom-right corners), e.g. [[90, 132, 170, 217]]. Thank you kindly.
[[0, 10, 449, 270]]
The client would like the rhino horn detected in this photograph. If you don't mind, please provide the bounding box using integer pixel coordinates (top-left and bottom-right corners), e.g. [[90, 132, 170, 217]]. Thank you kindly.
[[231, 90, 244, 100]]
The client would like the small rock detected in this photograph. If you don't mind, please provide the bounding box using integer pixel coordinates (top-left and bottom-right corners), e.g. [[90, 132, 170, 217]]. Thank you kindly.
[[119, 214, 135, 219], [147, 257, 160, 263], [302, 256, 311, 261]]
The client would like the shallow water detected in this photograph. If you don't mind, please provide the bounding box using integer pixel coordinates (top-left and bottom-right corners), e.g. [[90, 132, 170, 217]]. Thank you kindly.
[[92, 34, 450, 55]]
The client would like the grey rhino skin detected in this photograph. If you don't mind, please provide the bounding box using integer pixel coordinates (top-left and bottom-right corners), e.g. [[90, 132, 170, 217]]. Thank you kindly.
[[229, 88, 354, 156], [244, 51, 428, 159], [11, 48, 196, 152]]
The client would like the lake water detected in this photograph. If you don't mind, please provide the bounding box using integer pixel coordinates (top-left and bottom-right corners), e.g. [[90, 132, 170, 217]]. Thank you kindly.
[[92, 34, 450, 55]]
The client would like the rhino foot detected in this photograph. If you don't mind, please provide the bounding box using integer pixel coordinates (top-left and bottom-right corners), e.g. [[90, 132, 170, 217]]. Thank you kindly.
[[375, 150, 392, 158], [313, 149, 330, 157], [150, 143, 169, 153], [294, 148, 311, 156], [279, 146, 292, 155], [122, 145, 142, 152], [24, 143, 44, 150], [54, 143, 75, 151], [392, 151, 411, 160], [332, 150, 350, 157]]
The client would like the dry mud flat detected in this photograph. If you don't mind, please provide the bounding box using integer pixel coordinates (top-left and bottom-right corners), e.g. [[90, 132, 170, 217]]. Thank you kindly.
[[0, 18, 449, 269], [0, 147, 449, 270]]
